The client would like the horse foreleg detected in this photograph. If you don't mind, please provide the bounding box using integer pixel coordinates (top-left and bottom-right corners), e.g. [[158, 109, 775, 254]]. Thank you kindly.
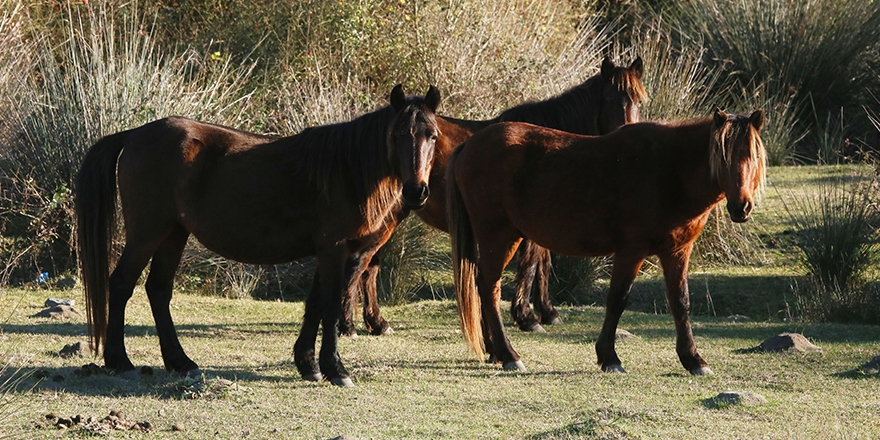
[[596, 253, 644, 373], [658, 247, 711, 375], [145, 225, 199, 377], [294, 269, 323, 382], [317, 251, 357, 387], [105, 244, 154, 378]]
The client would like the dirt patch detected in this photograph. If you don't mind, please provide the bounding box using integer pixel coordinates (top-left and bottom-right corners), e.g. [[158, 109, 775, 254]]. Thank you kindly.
[[35, 410, 153, 435]]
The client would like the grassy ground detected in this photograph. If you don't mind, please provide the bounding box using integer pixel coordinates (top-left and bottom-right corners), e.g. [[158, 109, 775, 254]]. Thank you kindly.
[[0, 289, 877, 439], [0, 165, 878, 439]]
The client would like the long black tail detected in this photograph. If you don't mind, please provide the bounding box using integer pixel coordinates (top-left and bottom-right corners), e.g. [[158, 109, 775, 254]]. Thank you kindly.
[[75, 131, 126, 354]]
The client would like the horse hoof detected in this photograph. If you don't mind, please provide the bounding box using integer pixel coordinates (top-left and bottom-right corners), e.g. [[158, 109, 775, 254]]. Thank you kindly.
[[691, 366, 713, 376], [330, 376, 355, 388], [546, 316, 563, 325], [528, 324, 546, 333], [602, 365, 627, 374], [503, 360, 527, 372], [183, 368, 202, 378], [302, 373, 324, 382], [382, 326, 394, 335]]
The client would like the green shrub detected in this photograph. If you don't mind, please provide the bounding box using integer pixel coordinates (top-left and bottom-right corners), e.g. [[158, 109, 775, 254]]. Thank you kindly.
[[548, 255, 609, 306], [783, 166, 880, 322]]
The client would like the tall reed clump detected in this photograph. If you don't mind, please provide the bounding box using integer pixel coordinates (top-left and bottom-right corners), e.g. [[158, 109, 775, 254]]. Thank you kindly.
[[378, 217, 450, 305], [0, 2, 255, 285], [783, 167, 880, 323], [670, 0, 880, 163]]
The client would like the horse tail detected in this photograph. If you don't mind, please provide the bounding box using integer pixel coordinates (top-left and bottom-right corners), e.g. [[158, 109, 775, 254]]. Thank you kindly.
[[76, 131, 126, 355], [446, 144, 485, 358]]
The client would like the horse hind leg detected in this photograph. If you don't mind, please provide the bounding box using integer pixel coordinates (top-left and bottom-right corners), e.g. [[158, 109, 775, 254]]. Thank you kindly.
[[361, 252, 392, 335], [144, 224, 200, 377], [511, 240, 543, 332], [104, 242, 156, 378], [532, 246, 562, 326]]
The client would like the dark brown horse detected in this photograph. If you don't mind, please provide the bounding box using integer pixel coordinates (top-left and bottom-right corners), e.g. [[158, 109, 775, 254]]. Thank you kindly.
[[448, 109, 766, 374], [345, 57, 646, 336], [76, 85, 441, 387]]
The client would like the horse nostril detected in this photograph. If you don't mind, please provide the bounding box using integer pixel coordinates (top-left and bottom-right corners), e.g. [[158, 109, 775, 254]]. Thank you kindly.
[[419, 185, 430, 201]]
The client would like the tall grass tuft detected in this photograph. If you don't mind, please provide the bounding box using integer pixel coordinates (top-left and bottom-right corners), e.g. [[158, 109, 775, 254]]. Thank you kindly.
[[631, 21, 723, 121], [671, 0, 880, 117], [0, 2, 255, 283], [783, 167, 880, 323], [378, 217, 450, 305], [548, 255, 609, 306]]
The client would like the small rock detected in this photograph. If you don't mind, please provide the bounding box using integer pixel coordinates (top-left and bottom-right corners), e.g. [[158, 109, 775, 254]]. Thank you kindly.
[[54, 277, 77, 289], [157, 409, 166, 417], [45, 298, 75, 308], [172, 423, 185, 431], [59, 341, 92, 358], [615, 329, 637, 341], [44, 413, 57, 420], [705, 391, 767, 408], [759, 333, 823, 353], [861, 355, 880, 374]]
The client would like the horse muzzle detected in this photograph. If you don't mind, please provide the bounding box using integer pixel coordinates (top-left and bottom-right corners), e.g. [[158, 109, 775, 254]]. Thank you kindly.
[[727, 200, 752, 223], [402, 182, 430, 210]]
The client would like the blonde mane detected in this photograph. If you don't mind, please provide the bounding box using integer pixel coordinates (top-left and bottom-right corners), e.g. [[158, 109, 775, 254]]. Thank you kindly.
[[709, 116, 767, 197]]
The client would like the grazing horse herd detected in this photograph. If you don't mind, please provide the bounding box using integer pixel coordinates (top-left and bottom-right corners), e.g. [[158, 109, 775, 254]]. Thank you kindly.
[[75, 57, 767, 387]]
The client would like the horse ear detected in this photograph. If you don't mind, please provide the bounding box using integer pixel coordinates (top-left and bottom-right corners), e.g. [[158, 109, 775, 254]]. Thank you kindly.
[[749, 109, 765, 132], [425, 85, 441, 112], [629, 56, 643, 79], [713, 107, 728, 126], [601, 56, 615, 80], [390, 84, 406, 111]]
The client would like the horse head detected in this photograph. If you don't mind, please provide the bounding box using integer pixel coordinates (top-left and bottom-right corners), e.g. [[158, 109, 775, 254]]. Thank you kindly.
[[710, 108, 766, 223], [598, 56, 646, 134], [388, 84, 441, 210]]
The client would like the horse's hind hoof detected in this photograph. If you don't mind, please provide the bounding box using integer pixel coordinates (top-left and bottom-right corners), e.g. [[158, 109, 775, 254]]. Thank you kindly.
[[602, 364, 627, 374], [528, 324, 546, 333], [503, 360, 527, 372], [302, 373, 324, 382], [545, 316, 563, 325], [330, 376, 355, 388], [381, 326, 394, 335], [690, 366, 713, 376]]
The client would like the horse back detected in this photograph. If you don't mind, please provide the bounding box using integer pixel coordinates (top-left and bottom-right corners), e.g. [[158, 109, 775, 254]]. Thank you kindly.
[[456, 121, 719, 257], [114, 117, 352, 264]]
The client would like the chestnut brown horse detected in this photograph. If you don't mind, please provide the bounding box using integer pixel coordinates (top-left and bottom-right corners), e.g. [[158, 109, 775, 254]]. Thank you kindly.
[[76, 85, 441, 387], [345, 56, 646, 336], [448, 109, 766, 374]]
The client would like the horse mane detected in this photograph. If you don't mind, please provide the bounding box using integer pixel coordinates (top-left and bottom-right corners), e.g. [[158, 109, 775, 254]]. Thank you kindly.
[[283, 104, 404, 230], [496, 66, 647, 133], [708, 116, 767, 196]]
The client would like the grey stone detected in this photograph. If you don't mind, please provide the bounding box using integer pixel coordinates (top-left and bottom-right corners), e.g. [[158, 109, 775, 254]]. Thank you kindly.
[[45, 298, 75, 308], [759, 333, 823, 353], [706, 391, 767, 408], [861, 355, 880, 374], [59, 341, 92, 358]]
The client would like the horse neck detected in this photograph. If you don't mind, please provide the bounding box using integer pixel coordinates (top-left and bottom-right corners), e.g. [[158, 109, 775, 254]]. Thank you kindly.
[[496, 77, 602, 135], [671, 120, 728, 211]]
